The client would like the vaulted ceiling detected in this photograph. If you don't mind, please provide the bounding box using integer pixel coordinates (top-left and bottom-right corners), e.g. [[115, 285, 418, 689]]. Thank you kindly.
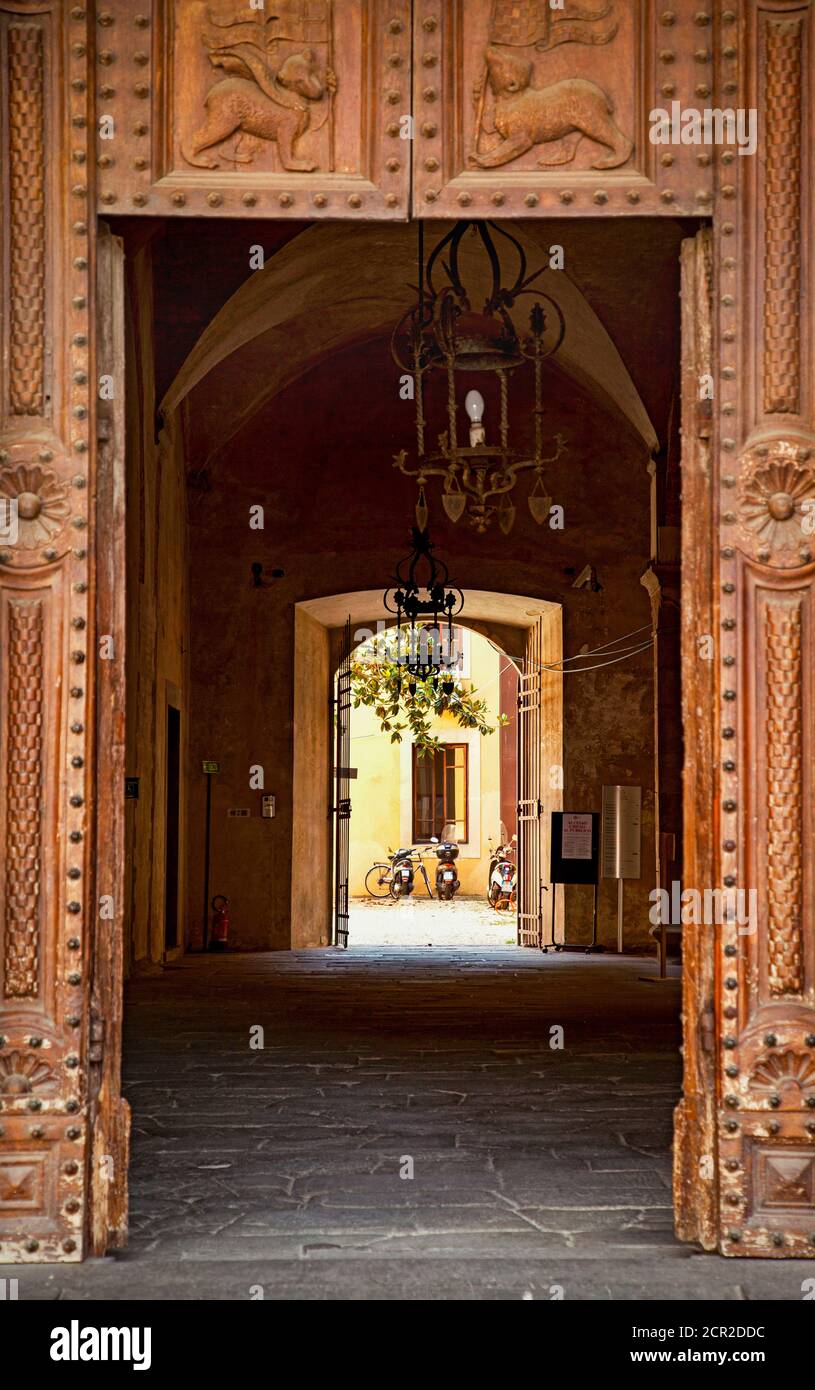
[[118, 215, 694, 481]]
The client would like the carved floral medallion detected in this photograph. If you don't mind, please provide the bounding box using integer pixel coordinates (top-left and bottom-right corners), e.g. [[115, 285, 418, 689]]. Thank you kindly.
[[750, 1049, 815, 1103], [737, 439, 815, 567], [0, 1050, 55, 1096], [0, 462, 70, 554]]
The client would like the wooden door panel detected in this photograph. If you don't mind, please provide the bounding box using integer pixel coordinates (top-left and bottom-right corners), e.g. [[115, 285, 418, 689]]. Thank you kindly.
[[716, 560, 815, 1256], [412, 0, 714, 218], [0, 1, 95, 1262], [714, 0, 815, 1258], [96, 0, 410, 219]]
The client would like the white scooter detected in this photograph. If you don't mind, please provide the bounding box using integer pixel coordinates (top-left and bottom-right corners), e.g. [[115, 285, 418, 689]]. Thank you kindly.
[[487, 828, 517, 911]]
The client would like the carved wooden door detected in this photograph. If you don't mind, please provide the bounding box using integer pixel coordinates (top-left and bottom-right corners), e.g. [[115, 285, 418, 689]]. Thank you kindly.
[[415, 0, 815, 1258], [675, 4, 815, 1260], [0, 2, 98, 1262], [3, 0, 815, 1266], [694, 1, 815, 1259], [95, 0, 410, 220]]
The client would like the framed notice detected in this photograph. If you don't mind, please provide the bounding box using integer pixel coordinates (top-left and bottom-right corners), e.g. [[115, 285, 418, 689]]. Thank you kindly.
[[550, 812, 600, 886], [562, 812, 593, 860]]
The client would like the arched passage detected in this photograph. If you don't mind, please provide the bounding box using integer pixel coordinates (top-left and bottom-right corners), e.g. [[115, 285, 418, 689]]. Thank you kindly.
[[121, 215, 675, 960], [292, 590, 563, 949], [110, 210, 693, 1292]]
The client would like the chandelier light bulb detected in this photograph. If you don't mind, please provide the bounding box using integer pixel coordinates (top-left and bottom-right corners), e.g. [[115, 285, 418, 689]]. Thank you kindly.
[[465, 389, 486, 448]]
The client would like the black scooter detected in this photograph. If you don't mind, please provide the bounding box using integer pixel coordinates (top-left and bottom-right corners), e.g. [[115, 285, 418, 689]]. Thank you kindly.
[[390, 846, 434, 899], [434, 840, 460, 901]]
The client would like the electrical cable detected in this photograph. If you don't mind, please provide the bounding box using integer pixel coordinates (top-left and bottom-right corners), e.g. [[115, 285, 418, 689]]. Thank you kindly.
[[539, 639, 655, 675], [552, 622, 654, 662]]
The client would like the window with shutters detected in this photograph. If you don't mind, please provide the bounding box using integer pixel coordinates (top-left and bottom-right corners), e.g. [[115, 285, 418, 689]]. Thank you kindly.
[[412, 744, 468, 843]]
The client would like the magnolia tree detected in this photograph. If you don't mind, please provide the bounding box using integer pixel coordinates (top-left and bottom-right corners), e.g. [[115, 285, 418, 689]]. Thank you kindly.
[[350, 625, 505, 758]]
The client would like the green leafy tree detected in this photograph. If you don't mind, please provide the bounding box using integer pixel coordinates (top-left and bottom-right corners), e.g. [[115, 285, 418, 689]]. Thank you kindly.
[[350, 625, 505, 758]]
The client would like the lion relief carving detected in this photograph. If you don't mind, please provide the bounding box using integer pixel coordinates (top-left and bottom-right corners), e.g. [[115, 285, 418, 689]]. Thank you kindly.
[[183, 44, 335, 172], [470, 47, 632, 171]]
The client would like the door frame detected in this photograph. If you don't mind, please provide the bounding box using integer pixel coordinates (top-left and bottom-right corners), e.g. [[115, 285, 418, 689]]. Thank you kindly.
[[2, 0, 814, 1263], [162, 684, 183, 963]]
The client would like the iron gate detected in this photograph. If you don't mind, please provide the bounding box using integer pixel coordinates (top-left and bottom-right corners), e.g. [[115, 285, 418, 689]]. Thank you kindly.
[[333, 617, 353, 948], [516, 618, 545, 948]]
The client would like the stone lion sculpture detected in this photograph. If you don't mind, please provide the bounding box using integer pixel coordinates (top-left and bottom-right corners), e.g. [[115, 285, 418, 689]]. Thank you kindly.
[[183, 45, 335, 172], [470, 47, 632, 171]]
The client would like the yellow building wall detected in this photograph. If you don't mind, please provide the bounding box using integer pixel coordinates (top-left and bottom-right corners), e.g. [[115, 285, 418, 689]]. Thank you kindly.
[[348, 630, 508, 897]]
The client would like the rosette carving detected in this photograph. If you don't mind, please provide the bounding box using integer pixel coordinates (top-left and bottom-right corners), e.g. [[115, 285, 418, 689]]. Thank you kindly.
[[737, 439, 815, 567], [750, 1050, 815, 1101], [0, 1050, 55, 1095], [0, 461, 70, 560]]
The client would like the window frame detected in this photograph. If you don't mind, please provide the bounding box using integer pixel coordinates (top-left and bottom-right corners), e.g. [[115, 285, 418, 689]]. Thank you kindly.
[[411, 742, 469, 844]]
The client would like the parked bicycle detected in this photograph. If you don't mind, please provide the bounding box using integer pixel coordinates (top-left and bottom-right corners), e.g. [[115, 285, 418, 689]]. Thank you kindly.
[[365, 842, 437, 900]]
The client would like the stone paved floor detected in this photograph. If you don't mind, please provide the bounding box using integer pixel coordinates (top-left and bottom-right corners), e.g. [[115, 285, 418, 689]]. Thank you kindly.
[[6, 949, 813, 1300]]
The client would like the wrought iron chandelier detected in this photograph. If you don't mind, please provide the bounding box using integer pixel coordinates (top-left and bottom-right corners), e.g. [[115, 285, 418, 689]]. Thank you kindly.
[[391, 221, 567, 535], [383, 527, 464, 695]]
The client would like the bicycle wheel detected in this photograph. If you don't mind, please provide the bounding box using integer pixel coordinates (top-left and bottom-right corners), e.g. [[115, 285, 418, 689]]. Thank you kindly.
[[365, 864, 393, 899]]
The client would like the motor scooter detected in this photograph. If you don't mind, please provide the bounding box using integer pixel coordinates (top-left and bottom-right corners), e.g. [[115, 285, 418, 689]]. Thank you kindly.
[[487, 827, 517, 910], [434, 825, 460, 901], [390, 846, 416, 898], [389, 842, 436, 899]]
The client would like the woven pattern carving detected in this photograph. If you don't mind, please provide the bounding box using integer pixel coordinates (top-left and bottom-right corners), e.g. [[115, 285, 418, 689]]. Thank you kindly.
[[8, 24, 46, 417], [765, 600, 804, 996], [3, 601, 44, 998], [763, 18, 802, 415]]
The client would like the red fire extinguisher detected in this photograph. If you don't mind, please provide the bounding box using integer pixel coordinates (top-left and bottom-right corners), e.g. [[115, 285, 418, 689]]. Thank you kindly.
[[210, 894, 229, 951]]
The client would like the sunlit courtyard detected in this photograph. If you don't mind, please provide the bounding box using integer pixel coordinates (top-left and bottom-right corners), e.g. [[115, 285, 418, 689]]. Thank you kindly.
[[348, 896, 519, 949]]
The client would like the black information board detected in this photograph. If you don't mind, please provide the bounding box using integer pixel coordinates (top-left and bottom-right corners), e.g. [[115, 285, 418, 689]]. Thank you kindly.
[[549, 811, 600, 885]]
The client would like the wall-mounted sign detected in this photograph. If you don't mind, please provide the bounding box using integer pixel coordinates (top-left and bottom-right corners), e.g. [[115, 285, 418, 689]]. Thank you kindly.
[[202, 760, 220, 775], [262, 795, 276, 819], [227, 808, 250, 818], [125, 777, 139, 800], [601, 785, 642, 880], [549, 812, 600, 887]]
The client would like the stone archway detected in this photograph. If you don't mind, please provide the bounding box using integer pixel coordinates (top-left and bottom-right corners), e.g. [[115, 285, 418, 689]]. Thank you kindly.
[[291, 590, 563, 950]]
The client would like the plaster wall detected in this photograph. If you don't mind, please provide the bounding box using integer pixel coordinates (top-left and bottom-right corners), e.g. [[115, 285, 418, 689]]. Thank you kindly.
[[124, 242, 189, 967]]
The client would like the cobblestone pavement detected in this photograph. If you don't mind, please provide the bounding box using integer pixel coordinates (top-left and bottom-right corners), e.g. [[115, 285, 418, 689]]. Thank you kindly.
[[6, 949, 812, 1300]]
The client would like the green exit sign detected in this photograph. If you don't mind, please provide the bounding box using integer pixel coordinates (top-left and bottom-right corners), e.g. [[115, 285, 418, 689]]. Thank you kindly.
[[202, 760, 220, 775]]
